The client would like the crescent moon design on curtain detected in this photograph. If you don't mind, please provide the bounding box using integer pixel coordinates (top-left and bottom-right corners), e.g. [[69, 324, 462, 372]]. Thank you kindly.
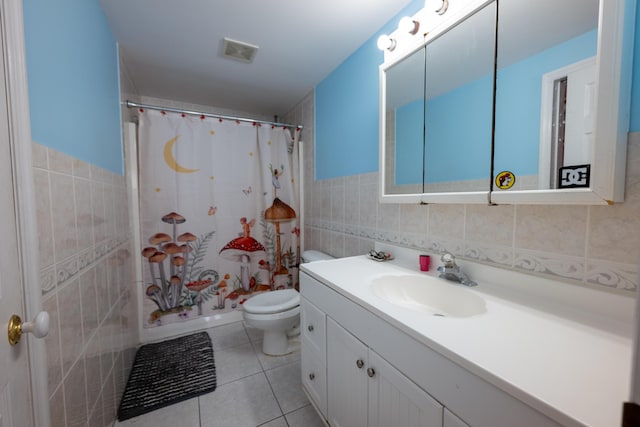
[[163, 136, 200, 173]]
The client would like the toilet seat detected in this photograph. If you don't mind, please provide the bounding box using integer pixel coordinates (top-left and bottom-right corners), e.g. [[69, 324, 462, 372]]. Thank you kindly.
[[243, 305, 300, 322], [243, 289, 300, 314]]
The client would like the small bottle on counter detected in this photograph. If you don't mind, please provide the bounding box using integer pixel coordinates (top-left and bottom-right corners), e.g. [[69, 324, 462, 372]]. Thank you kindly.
[[419, 255, 430, 271]]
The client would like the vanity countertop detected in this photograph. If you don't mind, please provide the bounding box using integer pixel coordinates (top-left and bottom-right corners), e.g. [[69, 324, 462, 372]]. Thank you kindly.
[[300, 253, 634, 427]]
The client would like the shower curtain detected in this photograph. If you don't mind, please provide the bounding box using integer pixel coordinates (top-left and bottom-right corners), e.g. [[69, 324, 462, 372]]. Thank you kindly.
[[137, 108, 301, 328]]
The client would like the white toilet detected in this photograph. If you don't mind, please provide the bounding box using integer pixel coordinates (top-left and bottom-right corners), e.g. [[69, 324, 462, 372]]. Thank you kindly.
[[243, 250, 334, 356], [243, 289, 300, 355]]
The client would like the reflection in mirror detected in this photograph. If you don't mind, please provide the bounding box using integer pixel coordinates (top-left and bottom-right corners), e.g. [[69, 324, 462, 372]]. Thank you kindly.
[[384, 47, 425, 195], [423, 1, 496, 193], [382, 1, 497, 197], [493, 0, 599, 191]]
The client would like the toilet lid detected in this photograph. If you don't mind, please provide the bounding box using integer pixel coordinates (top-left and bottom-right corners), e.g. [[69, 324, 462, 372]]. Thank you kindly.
[[243, 289, 300, 314]]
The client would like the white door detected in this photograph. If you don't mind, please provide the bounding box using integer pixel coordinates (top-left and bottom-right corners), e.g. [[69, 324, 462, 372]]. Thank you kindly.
[[563, 59, 596, 166], [0, 3, 38, 426], [0, 0, 49, 427]]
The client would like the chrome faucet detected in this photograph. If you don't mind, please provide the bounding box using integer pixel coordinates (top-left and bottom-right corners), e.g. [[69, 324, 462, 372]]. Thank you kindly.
[[436, 252, 477, 287]]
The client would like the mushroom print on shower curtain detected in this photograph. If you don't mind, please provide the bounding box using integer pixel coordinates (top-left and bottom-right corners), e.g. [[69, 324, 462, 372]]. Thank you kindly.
[[136, 108, 301, 328], [219, 218, 266, 292], [265, 198, 296, 289]]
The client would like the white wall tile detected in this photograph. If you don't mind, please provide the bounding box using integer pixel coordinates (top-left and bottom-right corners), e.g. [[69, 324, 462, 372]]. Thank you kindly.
[[34, 169, 54, 269], [515, 205, 587, 257], [63, 358, 88, 426], [49, 172, 78, 262], [32, 142, 48, 169], [33, 143, 136, 426]]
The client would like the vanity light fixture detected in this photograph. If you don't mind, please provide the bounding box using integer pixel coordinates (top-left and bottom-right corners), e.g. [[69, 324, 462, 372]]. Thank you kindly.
[[399, 16, 420, 35], [435, 0, 449, 15], [377, 34, 396, 51]]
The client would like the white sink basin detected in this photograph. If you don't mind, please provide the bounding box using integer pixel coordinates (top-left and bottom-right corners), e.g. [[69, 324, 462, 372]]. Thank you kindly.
[[369, 274, 487, 318]]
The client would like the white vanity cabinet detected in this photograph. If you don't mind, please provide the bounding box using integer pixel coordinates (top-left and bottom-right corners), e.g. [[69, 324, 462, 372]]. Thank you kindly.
[[326, 317, 443, 427], [300, 270, 564, 427]]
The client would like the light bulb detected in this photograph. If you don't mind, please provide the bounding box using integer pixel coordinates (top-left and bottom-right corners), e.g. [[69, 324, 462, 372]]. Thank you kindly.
[[376, 34, 396, 51], [399, 16, 419, 34]]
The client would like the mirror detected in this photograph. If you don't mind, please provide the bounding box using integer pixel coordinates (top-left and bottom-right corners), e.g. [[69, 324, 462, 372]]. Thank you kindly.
[[493, 0, 599, 192], [491, 0, 632, 204], [380, 0, 632, 205], [383, 46, 425, 196], [423, 1, 496, 194], [381, 1, 497, 202]]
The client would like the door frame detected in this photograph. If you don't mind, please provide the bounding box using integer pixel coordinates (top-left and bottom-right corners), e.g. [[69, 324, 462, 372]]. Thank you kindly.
[[1, 0, 50, 426], [538, 56, 596, 189]]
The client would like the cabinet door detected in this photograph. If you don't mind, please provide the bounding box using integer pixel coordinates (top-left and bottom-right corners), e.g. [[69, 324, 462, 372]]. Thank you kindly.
[[368, 350, 443, 427], [444, 408, 470, 427], [327, 317, 368, 427]]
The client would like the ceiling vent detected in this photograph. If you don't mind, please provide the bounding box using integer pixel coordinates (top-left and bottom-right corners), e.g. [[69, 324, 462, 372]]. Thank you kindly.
[[222, 38, 259, 63]]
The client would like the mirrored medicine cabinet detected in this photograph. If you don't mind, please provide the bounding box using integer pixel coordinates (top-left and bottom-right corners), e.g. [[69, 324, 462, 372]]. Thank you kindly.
[[379, 0, 635, 205]]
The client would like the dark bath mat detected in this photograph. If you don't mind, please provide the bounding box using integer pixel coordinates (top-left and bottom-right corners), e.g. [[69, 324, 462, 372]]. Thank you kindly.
[[117, 331, 216, 421]]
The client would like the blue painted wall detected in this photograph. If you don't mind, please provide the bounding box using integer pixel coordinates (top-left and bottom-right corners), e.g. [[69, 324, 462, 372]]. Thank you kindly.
[[425, 74, 493, 183], [316, 5, 640, 179], [23, 0, 123, 175], [394, 74, 494, 184], [315, 0, 425, 180], [395, 100, 423, 184]]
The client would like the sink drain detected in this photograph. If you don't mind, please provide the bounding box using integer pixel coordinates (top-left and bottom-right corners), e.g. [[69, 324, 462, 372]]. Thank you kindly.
[[433, 313, 446, 317]]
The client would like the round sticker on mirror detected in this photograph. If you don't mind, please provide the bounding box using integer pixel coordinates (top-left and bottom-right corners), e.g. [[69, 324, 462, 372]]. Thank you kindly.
[[495, 171, 515, 190]]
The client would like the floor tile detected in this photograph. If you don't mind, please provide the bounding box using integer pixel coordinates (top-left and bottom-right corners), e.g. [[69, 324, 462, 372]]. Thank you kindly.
[[199, 372, 282, 427], [258, 416, 288, 427], [285, 404, 326, 427], [207, 322, 250, 351], [243, 321, 263, 343], [264, 361, 308, 414], [114, 396, 200, 427], [214, 342, 263, 385]]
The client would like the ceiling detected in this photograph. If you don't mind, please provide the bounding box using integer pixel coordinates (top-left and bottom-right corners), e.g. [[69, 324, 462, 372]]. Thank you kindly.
[[100, 0, 416, 116]]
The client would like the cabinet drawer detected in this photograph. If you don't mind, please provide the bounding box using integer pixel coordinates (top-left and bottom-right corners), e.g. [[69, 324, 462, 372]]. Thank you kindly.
[[301, 297, 326, 353], [302, 335, 327, 417]]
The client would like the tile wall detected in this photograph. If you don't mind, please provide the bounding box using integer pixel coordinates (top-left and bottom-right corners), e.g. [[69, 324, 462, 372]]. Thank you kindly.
[[32, 142, 138, 426], [284, 91, 639, 292]]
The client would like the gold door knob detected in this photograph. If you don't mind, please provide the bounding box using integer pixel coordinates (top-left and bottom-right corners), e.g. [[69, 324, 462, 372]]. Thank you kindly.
[[8, 311, 49, 346]]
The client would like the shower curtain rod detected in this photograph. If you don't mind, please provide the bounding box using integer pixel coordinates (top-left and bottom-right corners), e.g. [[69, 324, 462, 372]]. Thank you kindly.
[[125, 101, 303, 130]]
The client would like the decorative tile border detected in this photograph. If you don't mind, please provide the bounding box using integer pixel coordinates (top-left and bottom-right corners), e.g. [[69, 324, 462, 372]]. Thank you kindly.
[[308, 219, 637, 292], [51, 238, 132, 292], [56, 255, 79, 287], [513, 250, 584, 281], [463, 243, 513, 267], [586, 260, 638, 291], [40, 265, 56, 298]]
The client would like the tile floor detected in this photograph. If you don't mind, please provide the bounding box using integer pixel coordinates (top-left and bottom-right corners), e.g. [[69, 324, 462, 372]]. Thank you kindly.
[[114, 321, 326, 427]]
